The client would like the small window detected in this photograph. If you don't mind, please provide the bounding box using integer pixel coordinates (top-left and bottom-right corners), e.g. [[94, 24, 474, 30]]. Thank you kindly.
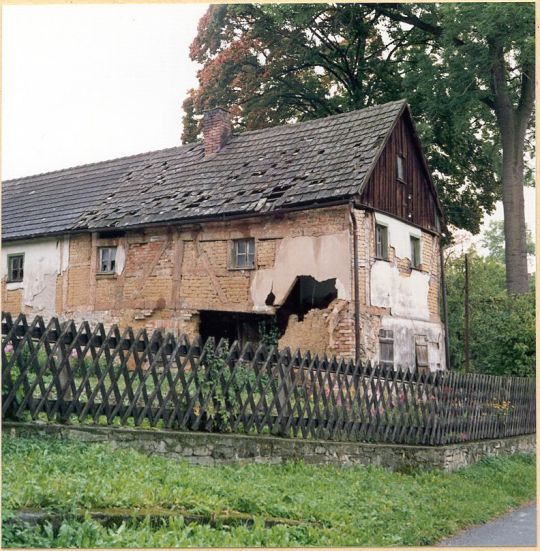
[[379, 329, 394, 369], [98, 247, 117, 274], [415, 342, 429, 371], [396, 154, 406, 182], [375, 224, 388, 260], [232, 238, 255, 269], [7, 254, 24, 282], [410, 236, 421, 268]]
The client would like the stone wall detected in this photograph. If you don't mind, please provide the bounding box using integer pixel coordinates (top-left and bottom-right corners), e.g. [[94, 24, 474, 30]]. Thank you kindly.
[[4, 422, 534, 472]]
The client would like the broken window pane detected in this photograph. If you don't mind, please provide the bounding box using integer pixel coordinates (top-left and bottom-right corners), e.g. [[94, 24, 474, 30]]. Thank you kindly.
[[98, 247, 117, 274]]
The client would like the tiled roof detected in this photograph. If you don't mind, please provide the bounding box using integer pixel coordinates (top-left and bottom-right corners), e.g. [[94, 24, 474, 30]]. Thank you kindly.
[[2, 100, 407, 241]]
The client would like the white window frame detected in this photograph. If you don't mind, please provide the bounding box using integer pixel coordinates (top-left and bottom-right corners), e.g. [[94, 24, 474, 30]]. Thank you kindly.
[[231, 238, 255, 269], [98, 246, 117, 274]]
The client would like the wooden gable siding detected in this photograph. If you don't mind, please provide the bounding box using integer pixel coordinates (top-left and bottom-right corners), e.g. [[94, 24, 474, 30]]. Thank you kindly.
[[360, 113, 439, 233]]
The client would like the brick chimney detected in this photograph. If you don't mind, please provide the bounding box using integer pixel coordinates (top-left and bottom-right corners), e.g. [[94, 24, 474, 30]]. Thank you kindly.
[[203, 107, 232, 156]]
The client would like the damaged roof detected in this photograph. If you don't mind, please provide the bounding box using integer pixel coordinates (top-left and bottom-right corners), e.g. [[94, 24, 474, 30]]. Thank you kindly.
[[3, 99, 408, 241]]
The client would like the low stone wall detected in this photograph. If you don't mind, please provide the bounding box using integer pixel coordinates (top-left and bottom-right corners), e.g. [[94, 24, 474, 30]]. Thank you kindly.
[[3, 421, 535, 472]]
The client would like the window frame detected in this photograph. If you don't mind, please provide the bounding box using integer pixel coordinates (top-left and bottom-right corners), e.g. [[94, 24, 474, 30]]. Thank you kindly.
[[396, 154, 406, 183], [230, 238, 256, 270], [98, 246, 117, 275], [7, 253, 24, 283], [410, 235, 421, 269], [375, 223, 389, 260], [379, 329, 394, 369]]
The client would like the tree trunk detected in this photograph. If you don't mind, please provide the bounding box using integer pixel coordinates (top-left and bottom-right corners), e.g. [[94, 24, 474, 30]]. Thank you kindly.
[[500, 136, 529, 294], [491, 48, 533, 295]]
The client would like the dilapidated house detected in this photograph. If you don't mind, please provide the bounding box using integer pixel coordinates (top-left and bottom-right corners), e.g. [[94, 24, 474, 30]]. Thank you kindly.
[[2, 100, 447, 370]]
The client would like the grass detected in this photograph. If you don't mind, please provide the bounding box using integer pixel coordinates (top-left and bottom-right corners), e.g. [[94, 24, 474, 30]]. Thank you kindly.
[[2, 434, 536, 547]]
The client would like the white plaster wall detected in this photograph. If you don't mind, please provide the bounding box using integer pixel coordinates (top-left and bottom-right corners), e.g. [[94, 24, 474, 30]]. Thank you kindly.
[[250, 231, 351, 311], [379, 316, 445, 371], [2, 237, 70, 315], [371, 262, 430, 319], [370, 214, 429, 320], [374, 212, 421, 259]]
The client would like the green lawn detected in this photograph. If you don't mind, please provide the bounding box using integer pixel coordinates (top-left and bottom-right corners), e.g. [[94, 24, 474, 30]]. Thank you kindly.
[[1, 434, 536, 548]]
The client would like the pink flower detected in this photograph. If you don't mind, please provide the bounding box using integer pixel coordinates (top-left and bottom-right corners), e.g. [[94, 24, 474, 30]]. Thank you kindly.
[[4, 343, 14, 354], [70, 349, 78, 358]]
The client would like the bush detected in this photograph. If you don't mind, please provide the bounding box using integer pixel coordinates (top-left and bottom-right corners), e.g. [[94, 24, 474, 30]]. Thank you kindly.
[[445, 251, 535, 376]]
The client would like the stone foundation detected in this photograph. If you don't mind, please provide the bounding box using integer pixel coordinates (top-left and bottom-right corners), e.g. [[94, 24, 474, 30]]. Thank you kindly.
[[3, 422, 535, 472]]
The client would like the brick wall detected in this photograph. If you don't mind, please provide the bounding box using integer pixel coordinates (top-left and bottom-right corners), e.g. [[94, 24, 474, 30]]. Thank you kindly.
[[1, 204, 444, 365], [51, 206, 354, 355]]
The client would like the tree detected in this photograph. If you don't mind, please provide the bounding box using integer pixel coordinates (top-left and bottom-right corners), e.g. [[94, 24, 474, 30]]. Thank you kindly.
[[481, 219, 535, 263], [445, 250, 535, 376], [183, 3, 534, 293], [380, 3, 535, 294]]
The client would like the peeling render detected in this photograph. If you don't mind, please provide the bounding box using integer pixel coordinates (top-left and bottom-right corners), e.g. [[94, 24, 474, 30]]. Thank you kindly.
[[370, 214, 430, 320], [379, 317, 445, 371], [371, 262, 430, 319], [374, 212, 421, 258], [250, 231, 351, 310], [1, 237, 69, 316]]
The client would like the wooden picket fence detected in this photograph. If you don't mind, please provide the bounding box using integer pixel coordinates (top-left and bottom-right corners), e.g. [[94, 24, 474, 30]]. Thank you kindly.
[[1, 312, 536, 445]]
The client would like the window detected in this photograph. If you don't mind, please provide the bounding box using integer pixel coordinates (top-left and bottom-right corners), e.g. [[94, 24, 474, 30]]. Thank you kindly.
[[231, 238, 255, 269], [410, 236, 421, 268], [415, 341, 429, 371], [98, 247, 117, 274], [396, 154, 406, 182], [379, 329, 394, 369], [375, 224, 388, 260], [7, 254, 24, 282]]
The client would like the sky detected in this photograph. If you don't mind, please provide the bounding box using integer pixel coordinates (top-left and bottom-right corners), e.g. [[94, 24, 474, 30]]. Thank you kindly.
[[1, 4, 536, 255], [2, 4, 208, 179]]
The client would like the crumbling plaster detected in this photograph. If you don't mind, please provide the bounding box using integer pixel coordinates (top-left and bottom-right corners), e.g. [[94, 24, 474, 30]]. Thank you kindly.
[[250, 231, 351, 311], [370, 213, 430, 320], [2, 237, 69, 315], [380, 316, 445, 371]]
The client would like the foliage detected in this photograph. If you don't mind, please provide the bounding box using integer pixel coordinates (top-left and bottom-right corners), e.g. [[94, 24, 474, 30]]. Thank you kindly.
[[481, 220, 535, 263], [2, 434, 536, 547], [444, 250, 535, 375], [258, 318, 280, 348], [182, 3, 535, 236]]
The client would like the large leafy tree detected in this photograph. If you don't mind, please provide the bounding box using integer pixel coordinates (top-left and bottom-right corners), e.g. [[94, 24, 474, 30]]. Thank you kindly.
[[380, 3, 535, 293], [183, 3, 534, 293]]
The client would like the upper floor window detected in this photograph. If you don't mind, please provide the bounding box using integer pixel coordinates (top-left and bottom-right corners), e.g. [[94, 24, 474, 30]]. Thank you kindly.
[[375, 224, 388, 260], [410, 236, 421, 268], [7, 254, 24, 282], [396, 154, 406, 182], [98, 247, 117, 274], [231, 238, 255, 269]]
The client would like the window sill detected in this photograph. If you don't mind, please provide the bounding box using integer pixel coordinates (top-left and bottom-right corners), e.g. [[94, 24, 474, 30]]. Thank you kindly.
[[96, 272, 117, 279], [374, 256, 390, 262], [228, 266, 256, 271]]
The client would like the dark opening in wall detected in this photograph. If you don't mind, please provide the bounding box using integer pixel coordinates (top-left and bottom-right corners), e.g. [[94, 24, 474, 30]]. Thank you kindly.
[[276, 276, 338, 334], [199, 310, 272, 348]]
